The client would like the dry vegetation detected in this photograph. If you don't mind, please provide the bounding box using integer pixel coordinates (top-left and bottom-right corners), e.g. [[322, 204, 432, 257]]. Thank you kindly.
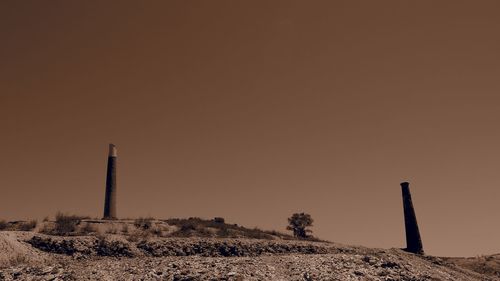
[[0, 220, 37, 231], [37, 213, 94, 236], [1, 214, 498, 280], [0, 220, 8, 230], [165, 217, 303, 240], [2, 213, 325, 242], [1, 214, 308, 242]]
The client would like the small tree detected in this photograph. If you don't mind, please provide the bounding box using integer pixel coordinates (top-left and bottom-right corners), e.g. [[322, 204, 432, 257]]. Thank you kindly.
[[287, 212, 313, 239]]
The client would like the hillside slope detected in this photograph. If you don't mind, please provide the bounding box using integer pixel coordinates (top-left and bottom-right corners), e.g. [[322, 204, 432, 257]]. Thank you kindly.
[[0, 231, 496, 280], [444, 254, 500, 279]]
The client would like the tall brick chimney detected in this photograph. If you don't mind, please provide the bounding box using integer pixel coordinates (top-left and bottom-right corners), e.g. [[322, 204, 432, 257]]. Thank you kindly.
[[103, 144, 117, 219], [401, 182, 424, 254]]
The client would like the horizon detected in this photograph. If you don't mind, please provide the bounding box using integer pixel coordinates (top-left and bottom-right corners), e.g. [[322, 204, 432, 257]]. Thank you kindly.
[[2, 1, 500, 258]]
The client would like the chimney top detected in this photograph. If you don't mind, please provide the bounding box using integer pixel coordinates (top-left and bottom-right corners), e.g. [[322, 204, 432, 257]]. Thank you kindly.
[[108, 144, 117, 157]]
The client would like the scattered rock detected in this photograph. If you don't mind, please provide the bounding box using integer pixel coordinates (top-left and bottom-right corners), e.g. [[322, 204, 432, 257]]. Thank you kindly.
[[0, 232, 493, 280]]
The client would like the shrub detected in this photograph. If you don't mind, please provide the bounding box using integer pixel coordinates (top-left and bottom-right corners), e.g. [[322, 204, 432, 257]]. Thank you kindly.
[[54, 212, 82, 235], [196, 227, 212, 237], [18, 220, 37, 231], [134, 217, 153, 230], [166, 217, 282, 239], [39, 223, 53, 234], [179, 220, 198, 232], [213, 217, 225, 224], [216, 227, 232, 237], [79, 223, 97, 235], [287, 212, 313, 239], [0, 220, 8, 230], [167, 218, 212, 237], [174, 219, 199, 236], [121, 224, 129, 234], [245, 227, 274, 240]]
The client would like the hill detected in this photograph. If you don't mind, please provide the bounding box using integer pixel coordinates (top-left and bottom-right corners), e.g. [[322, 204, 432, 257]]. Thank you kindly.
[[443, 254, 500, 278], [0, 218, 497, 280]]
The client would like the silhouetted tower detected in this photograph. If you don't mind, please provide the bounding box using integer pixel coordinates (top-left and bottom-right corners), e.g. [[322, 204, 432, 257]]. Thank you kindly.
[[103, 144, 117, 219], [401, 182, 424, 254]]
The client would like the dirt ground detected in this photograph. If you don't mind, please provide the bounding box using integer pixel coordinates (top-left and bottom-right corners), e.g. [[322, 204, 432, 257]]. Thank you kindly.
[[0, 231, 496, 281]]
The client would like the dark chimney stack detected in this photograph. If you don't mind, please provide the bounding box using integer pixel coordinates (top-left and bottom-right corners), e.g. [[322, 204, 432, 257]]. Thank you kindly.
[[401, 181, 424, 254], [103, 144, 117, 220]]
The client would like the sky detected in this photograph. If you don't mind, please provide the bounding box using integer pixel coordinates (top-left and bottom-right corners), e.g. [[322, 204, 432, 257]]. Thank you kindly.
[[1, 1, 500, 257]]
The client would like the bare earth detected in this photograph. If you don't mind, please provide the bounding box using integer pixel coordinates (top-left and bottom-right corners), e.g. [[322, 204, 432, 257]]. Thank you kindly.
[[0, 231, 497, 281]]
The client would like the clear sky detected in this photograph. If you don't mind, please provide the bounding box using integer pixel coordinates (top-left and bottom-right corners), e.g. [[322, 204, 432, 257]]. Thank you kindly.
[[1, 1, 500, 257]]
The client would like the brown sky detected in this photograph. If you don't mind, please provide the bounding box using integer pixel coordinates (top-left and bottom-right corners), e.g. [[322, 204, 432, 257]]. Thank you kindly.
[[1, 1, 500, 257]]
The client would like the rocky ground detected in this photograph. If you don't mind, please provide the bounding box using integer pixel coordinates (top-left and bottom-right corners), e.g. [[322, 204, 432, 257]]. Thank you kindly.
[[1, 253, 493, 281], [0, 231, 497, 281], [444, 254, 500, 279]]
